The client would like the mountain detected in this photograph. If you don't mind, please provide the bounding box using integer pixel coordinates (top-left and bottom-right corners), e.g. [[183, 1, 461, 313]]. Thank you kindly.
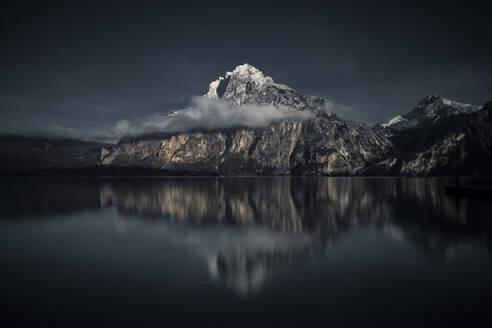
[[372, 100, 492, 175], [101, 64, 392, 175], [378, 95, 482, 133]]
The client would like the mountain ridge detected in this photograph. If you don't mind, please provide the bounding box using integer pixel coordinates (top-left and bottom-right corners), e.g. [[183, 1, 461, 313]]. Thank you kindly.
[[1, 64, 491, 176]]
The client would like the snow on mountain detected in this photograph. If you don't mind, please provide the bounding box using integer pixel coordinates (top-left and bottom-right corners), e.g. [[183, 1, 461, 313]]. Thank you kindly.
[[380, 115, 406, 128]]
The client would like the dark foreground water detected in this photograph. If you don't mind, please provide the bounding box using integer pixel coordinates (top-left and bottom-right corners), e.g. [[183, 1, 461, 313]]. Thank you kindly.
[[1, 177, 491, 327]]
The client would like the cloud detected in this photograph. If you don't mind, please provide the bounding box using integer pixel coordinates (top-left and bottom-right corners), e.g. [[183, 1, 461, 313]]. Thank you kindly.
[[69, 100, 115, 112], [110, 96, 314, 137], [0, 122, 112, 143], [42, 123, 83, 139]]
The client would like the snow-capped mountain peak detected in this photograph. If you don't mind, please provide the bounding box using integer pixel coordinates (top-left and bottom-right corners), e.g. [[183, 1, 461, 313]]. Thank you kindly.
[[204, 63, 334, 114], [205, 63, 294, 105], [379, 95, 481, 131], [206, 64, 273, 99], [228, 63, 272, 85]]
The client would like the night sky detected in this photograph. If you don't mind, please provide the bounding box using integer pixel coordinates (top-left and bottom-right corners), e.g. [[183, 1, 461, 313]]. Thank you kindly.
[[1, 0, 491, 141]]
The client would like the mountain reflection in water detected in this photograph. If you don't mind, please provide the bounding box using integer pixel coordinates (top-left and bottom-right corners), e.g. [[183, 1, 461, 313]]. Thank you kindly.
[[1, 177, 491, 296]]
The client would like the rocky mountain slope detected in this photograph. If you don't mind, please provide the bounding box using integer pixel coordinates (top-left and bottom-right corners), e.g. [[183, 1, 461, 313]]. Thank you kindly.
[[101, 64, 392, 175]]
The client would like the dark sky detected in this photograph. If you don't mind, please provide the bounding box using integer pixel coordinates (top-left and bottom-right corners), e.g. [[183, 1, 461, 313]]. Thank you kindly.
[[1, 0, 491, 140]]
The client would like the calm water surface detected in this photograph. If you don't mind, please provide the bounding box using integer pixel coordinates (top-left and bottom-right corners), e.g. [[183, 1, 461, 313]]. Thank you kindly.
[[1, 177, 491, 327]]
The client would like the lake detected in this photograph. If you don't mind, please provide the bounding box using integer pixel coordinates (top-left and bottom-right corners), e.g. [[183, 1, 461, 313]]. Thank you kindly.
[[1, 177, 491, 327]]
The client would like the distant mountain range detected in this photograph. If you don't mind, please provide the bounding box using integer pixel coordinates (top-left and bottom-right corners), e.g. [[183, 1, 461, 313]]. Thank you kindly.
[[2, 64, 491, 176], [0, 135, 105, 175]]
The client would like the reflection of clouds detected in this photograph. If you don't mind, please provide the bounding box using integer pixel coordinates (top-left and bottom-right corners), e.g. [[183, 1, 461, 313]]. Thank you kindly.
[[111, 217, 312, 295], [384, 224, 404, 242], [204, 229, 311, 296], [207, 253, 268, 296], [98, 177, 492, 294]]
